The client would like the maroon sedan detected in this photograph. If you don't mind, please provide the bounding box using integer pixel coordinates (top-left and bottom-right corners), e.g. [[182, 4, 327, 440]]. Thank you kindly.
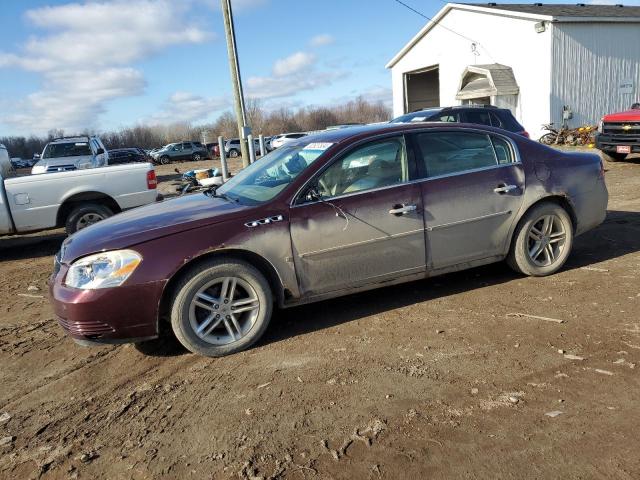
[[50, 123, 607, 357]]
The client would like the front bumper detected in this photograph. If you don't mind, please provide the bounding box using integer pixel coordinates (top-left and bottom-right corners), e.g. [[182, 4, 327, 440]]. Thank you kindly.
[[49, 266, 165, 344], [595, 133, 640, 153]]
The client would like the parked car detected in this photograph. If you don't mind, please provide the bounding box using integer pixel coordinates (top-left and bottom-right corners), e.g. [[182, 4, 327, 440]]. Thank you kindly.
[[10, 158, 34, 169], [49, 123, 607, 357], [595, 107, 640, 162], [206, 142, 219, 158], [107, 148, 149, 165], [390, 105, 529, 137], [270, 132, 308, 149], [31, 136, 109, 174], [151, 142, 208, 164], [1, 144, 158, 236], [224, 138, 262, 157]]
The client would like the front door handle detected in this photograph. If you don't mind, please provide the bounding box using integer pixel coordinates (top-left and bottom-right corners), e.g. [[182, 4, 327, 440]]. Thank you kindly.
[[389, 204, 417, 216], [494, 184, 518, 194]]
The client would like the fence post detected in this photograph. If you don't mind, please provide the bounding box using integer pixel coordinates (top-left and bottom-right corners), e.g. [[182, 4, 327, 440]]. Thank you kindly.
[[247, 133, 257, 164], [258, 134, 267, 157], [218, 135, 229, 181]]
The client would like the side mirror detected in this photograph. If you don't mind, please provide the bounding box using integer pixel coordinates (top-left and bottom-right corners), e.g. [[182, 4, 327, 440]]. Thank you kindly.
[[33, 154, 40, 160], [305, 186, 321, 203], [96, 148, 105, 155]]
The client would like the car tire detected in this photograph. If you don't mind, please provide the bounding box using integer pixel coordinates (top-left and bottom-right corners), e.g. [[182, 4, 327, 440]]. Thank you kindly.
[[192, 153, 202, 161], [507, 202, 574, 277], [169, 258, 273, 357], [160, 155, 171, 165], [229, 149, 240, 158], [65, 203, 113, 235], [539, 133, 556, 145], [601, 152, 627, 162]]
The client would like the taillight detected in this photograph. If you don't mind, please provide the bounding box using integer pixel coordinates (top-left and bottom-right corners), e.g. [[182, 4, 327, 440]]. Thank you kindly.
[[520, 131, 530, 138], [147, 169, 157, 189]]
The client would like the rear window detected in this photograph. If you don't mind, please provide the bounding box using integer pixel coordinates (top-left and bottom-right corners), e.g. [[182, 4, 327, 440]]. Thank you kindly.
[[463, 110, 492, 126]]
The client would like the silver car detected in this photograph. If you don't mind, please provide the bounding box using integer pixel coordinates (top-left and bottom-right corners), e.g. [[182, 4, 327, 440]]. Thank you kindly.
[[32, 136, 108, 174]]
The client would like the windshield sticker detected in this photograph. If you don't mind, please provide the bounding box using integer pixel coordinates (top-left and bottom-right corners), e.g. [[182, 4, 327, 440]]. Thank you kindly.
[[303, 142, 333, 151], [75, 142, 88, 146]]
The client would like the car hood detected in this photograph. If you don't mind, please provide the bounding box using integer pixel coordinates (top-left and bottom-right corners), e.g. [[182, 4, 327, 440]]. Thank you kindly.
[[41, 155, 93, 165], [62, 193, 250, 262], [603, 110, 640, 122]]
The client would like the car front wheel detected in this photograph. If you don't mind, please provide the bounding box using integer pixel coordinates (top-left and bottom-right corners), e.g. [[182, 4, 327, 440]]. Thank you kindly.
[[169, 259, 273, 357], [229, 149, 240, 158], [160, 155, 171, 165], [507, 202, 573, 277]]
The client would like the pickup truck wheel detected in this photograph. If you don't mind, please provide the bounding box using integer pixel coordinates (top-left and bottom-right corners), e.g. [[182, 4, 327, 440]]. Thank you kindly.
[[192, 153, 202, 161], [160, 155, 171, 165], [170, 259, 273, 357], [602, 152, 627, 162], [507, 202, 573, 277], [65, 203, 113, 235]]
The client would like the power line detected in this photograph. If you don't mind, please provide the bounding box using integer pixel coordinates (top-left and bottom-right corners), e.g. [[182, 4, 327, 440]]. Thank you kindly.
[[392, 0, 495, 61]]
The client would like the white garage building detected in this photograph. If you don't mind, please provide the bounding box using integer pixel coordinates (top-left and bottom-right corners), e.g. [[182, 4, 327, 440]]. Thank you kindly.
[[386, 3, 640, 139]]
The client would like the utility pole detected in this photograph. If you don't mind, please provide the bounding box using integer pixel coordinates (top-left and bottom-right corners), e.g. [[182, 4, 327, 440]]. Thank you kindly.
[[220, 0, 250, 167]]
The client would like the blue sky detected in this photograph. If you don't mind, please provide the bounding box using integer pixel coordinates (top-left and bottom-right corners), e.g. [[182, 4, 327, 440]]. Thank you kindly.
[[1, 0, 638, 136]]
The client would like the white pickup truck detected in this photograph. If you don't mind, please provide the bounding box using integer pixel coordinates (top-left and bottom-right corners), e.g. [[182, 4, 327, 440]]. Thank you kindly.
[[0, 143, 159, 235]]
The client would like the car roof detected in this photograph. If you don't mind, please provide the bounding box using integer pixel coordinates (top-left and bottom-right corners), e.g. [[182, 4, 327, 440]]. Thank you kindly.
[[288, 122, 516, 147]]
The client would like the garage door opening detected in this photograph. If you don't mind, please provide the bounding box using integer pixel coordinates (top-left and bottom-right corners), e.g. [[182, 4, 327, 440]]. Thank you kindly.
[[404, 66, 439, 113]]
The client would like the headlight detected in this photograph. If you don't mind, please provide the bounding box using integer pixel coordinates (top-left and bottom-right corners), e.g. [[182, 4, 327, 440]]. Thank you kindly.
[[597, 119, 604, 133], [31, 165, 46, 174], [65, 250, 142, 290]]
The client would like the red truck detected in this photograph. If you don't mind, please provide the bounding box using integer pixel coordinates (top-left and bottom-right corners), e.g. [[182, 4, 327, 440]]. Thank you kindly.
[[595, 107, 640, 162]]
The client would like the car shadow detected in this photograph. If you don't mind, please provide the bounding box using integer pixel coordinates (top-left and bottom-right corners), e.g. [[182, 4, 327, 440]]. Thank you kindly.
[[0, 231, 65, 261]]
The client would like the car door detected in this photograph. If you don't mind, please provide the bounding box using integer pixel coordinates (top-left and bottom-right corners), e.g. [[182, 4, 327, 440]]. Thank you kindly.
[[289, 135, 427, 296], [181, 142, 193, 161], [412, 129, 525, 269]]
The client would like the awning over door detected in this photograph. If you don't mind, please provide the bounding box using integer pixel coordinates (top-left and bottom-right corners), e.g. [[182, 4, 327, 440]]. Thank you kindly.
[[456, 64, 519, 100]]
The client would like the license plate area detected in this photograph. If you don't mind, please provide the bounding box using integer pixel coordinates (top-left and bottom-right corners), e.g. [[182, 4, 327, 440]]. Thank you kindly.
[[616, 145, 631, 154]]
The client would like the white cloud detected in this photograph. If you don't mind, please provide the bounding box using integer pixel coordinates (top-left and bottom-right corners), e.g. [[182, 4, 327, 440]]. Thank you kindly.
[[247, 48, 345, 100], [272, 52, 316, 77], [148, 92, 229, 124], [0, 0, 212, 134], [310, 34, 335, 47]]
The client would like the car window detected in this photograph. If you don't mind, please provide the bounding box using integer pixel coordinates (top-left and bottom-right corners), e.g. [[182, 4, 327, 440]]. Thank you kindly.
[[389, 108, 443, 124], [42, 142, 92, 159], [182, 143, 191, 149], [489, 112, 503, 129], [491, 136, 515, 165], [464, 110, 492, 126], [316, 137, 408, 198], [416, 132, 498, 178], [433, 113, 458, 122]]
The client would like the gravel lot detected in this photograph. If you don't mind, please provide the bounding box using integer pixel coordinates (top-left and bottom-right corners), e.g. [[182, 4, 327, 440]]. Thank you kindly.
[[1, 153, 639, 479]]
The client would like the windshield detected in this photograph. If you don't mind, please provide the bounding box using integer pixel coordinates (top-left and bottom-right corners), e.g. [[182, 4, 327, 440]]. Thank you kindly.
[[216, 144, 328, 205], [42, 142, 92, 159], [389, 108, 442, 124]]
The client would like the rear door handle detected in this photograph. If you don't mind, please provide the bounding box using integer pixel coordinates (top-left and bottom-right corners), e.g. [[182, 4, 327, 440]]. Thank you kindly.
[[389, 204, 417, 216], [494, 184, 518, 194]]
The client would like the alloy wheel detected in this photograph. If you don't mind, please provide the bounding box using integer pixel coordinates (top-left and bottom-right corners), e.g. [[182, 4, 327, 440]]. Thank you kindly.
[[76, 212, 105, 230], [188, 277, 260, 345], [527, 214, 567, 267]]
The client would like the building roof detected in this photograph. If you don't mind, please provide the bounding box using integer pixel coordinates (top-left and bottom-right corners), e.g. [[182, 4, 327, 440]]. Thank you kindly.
[[456, 64, 519, 100], [386, 3, 640, 69], [471, 3, 640, 18]]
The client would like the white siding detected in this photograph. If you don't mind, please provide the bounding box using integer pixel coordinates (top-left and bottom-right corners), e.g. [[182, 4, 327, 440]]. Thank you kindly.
[[551, 22, 640, 127], [391, 7, 553, 138]]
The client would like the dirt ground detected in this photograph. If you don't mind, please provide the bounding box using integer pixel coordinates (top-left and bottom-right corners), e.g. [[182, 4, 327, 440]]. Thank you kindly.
[[1, 153, 639, 479]]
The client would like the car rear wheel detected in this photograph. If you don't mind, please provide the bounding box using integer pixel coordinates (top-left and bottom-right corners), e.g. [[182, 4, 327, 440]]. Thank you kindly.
[[160, 155, 171, 165], [601, 151, 627, 162], [192, 153, 202, 161], [170, 259, 273, 357], [507, 202, 573, 277], [65, 203, 113, 235], [229, 149, 240, 158]]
